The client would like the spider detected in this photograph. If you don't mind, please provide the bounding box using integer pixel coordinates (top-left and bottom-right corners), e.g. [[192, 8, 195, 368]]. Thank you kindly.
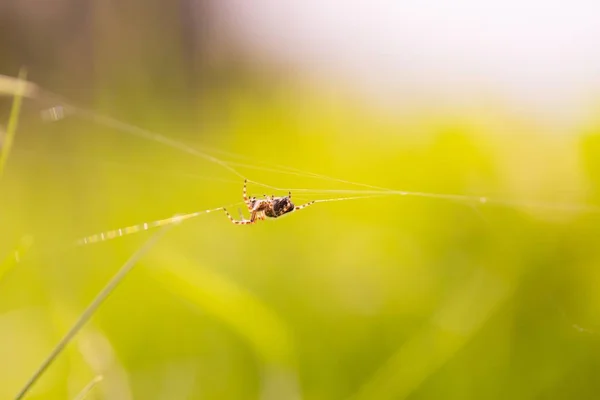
[[223, 179, 316, 225]]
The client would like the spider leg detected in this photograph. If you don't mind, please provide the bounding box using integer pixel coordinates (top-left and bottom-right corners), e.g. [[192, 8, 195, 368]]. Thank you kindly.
[[293, 200, 316, 212], [243, 179, 253, 211], [223, 208, 256, 225], [255, 211, 265, 221]]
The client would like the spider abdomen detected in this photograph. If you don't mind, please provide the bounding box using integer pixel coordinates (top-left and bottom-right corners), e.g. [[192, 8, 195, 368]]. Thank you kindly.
[[268, 197, 295, 218]]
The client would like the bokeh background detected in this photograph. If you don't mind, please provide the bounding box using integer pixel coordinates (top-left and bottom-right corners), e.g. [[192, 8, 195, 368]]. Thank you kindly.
[[2, 1, 600, 399]]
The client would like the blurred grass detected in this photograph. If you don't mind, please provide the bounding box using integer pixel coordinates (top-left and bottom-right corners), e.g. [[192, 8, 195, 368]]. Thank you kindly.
[[0, 69, 28, 285], [2, 81, 600, 399], [0, 68, 26, 178], [2, 28, 600, 400], [13, 228, 167, 400], [72, 375, 103, 400]]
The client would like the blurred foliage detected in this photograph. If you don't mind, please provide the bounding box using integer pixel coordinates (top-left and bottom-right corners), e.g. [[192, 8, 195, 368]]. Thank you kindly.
[[2, 2, 600, 400]]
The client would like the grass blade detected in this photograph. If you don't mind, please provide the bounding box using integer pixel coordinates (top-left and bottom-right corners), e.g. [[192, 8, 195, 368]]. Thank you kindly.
[[0, 68, 27, 179], [72, 375, 104, 400], [14, 227, 169, 400]]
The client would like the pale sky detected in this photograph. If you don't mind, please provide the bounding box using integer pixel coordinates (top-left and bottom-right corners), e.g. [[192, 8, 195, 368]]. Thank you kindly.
[[214, 0, 600, 125]]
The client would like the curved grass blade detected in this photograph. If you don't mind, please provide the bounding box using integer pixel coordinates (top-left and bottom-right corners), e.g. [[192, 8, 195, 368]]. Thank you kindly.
[[14, 226, 169, 400], [72, 375, 103, 400]]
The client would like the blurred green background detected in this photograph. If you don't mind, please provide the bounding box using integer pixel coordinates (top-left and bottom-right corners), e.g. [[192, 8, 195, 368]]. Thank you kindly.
[[2, 1, 600, 399]]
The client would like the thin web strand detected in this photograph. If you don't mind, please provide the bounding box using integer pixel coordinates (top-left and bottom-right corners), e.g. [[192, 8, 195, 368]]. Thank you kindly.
[[25, 82, 600, 215], [75, 203, 238, 246], [17, 138, 600, 214], [74, 195, 382, 247]]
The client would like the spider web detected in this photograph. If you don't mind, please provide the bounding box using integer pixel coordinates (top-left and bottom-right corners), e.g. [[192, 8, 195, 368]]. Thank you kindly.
[[6, 80, 598, 259]]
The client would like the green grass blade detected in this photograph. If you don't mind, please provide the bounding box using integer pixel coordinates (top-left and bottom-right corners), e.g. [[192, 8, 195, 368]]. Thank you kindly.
[[14, 227, 169, 400], [72, 375, 104, 400], [0, 68, 27, 179]]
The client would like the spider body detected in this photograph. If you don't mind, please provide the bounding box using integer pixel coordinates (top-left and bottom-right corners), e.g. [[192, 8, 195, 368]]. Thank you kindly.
[[224, 180, 315, 225], [267, 196, 295, 217]]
